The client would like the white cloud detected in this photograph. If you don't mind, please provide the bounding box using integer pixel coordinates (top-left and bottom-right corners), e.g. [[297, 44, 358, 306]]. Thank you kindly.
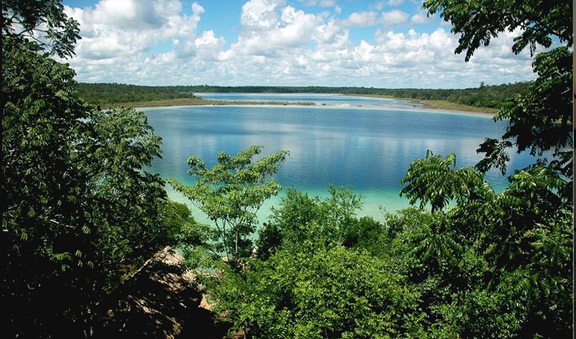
[[411, 13, 430, 24], [296, 0, 338, 7], [381, 10, 409, 25], [195, 30, 225, 49], [370, 2, 386, 11], [342, 11, 380, 27], [65, 0, 204, 61], [232, 1, 322, 56], [60, 0, 537, 88], [342, 9, 410, 28], [241, 0, 283, 30], [387, 0, 405, 6], [278, 7, 321, 46], [191, 2, 205, 15]]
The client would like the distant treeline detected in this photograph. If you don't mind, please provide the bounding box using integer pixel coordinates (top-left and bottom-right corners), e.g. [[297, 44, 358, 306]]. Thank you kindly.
[[375, 83, 531, 108], [75, 83, 200, 105], [76, 82, 531, 109]]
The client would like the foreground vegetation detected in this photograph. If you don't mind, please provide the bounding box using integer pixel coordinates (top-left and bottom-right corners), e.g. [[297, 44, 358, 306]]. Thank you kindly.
[[2, 0, 572, 338], [2, 1, 196, 336], [174, 147, 572, 338]]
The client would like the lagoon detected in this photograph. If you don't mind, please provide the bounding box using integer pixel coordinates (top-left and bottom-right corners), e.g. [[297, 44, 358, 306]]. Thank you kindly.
[[142, 94, 534, 223]]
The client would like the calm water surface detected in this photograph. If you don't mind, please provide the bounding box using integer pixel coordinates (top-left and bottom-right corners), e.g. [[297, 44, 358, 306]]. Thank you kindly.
[[142, 94, 534, 222]]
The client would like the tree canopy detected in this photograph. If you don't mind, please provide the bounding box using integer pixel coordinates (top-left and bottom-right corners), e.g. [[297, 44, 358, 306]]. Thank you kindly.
[[170, 145, 289, 270], [1, 0, 81, 58], [2, 1, 188, 336], [424, 0, 573, 185], [424, 0, 572, 61], [1, 0, 572, 337], [184, 1, 573, 337]]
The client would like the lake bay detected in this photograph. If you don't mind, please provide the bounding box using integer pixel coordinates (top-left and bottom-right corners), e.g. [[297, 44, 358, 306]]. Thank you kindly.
[[143, 94, 535, 223]]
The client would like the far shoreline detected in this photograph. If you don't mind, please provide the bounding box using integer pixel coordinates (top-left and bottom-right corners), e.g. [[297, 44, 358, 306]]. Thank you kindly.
[[348, 93, 498, 115], [105, 94, 498, 116], [101, 97, 315, 109]]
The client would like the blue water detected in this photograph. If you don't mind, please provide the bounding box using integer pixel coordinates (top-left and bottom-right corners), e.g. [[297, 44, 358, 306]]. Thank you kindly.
[[142, 94, 535, 222], [197, 92, 422, 109]]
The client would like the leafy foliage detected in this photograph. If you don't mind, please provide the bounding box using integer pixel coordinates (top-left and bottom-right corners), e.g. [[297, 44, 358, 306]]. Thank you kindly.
[[400, 151, 489, 212], [209, 244, 422, 338], [197, 149, 572, 337], [181, 1, 574, 337], [2, 1, 188, 336], [477, 46, 573, 180], [394, 159, 573, 337], [3, 1, 572, 337], [391, 1, 574, 335], [166, 201, 214, 269], [261, 186, 365, 251], [372, 82, 530, 109], [423, 0, 573, 185], [170, 145, 289, 270], [2, 0, 81, 58], [423, 0, 573, 61], [76, 83, 199, 106]]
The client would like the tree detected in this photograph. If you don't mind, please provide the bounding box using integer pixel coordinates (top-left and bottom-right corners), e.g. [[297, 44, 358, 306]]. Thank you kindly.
[[2, 1, 185, 336], [397, 1, 573, 329], [396, 161, 573, 337], [476, 46, 573, 181], [169, 145, 289, 270], [423, 0, 572, 61], [424, 0, 573, 186], [261, 186, 365, 253], [405, 5, 573, 334], [1, 0, 81, 58], [207, 245, 424, 339], [400, 150, 489, 213]]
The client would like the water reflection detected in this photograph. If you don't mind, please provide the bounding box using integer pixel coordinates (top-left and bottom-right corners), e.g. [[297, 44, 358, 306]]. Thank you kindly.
[[143, 95, 536, 215]]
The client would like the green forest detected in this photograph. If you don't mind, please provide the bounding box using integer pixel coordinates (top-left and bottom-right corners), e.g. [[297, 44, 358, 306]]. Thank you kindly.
[[76, 81, 530, 110], [2, 0, 573, 338]]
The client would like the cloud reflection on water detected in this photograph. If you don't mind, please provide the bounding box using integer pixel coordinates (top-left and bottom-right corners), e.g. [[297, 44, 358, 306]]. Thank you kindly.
[[144, 94, 535, 218]]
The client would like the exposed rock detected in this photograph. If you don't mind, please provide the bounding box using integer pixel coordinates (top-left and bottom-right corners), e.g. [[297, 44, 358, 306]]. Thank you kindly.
[[94, 247, 231, 338]]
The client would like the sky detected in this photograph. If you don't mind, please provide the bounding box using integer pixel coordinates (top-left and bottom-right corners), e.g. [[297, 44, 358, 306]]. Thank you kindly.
[[59, 0, 539, 88]]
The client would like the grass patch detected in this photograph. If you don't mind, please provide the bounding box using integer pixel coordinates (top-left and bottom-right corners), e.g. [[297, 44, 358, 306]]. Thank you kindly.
[[413, 99, 498, 114]]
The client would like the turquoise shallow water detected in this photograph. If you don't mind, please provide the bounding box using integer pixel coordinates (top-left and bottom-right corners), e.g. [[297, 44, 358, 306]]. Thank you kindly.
[[142, 94, 536, 224], [164, 185, 406, 225]]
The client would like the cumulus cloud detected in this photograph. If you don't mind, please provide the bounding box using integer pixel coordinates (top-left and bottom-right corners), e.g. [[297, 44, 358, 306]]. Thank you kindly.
[[241, 0, 283, 30], [381, 10, 409, 25], [62, 0, 213, 82], [61, 0, 537, 88], [341, 11, 380, 27], [411, 13, 431, 24], [66, 0, 203, 56], [232, 1, 322, 56], [341, 9, 409, 28], [296, 0, 338, 7]]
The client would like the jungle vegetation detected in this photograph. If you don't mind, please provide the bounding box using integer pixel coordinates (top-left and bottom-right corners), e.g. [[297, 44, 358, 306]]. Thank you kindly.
[[2, 0, 572, 338], [76, 81, 530, 110]]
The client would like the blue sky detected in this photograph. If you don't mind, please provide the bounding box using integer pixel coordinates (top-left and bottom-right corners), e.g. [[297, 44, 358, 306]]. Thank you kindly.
[[60, 0, 538, 88]]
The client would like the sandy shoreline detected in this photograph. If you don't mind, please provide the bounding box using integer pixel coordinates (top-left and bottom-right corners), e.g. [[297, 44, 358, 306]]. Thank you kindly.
[[109, 98, 314, 109], [347, 93, 497, 116], [121, 94, 497, 117]]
